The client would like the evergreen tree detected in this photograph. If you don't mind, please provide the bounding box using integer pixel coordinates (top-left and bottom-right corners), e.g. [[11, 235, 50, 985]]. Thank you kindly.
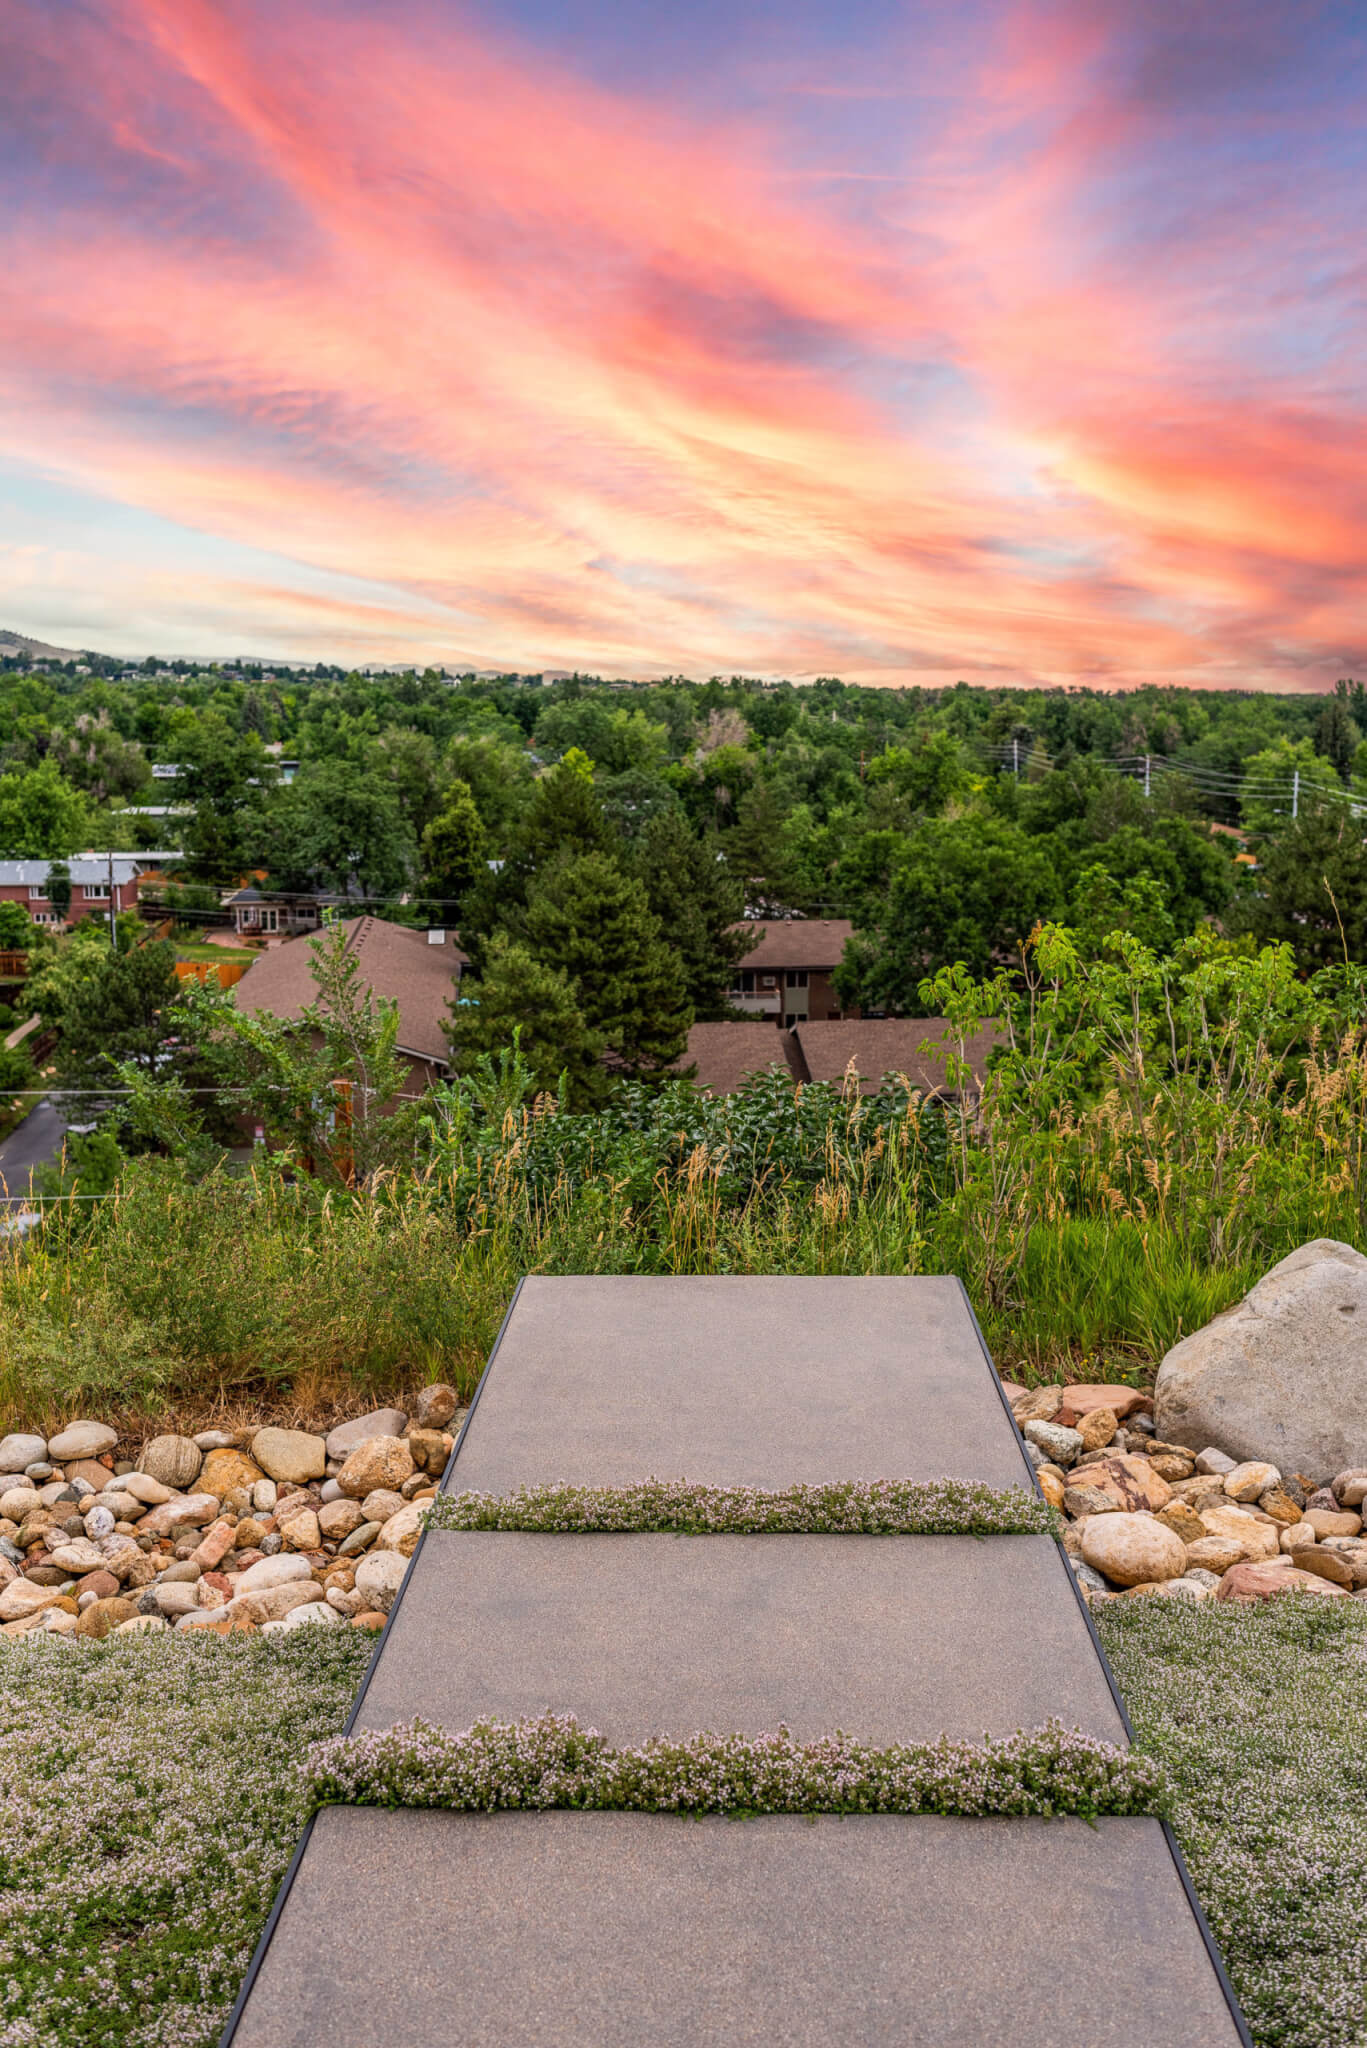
[[628, 809, 754, 1019], [421, 780, 485, 913], [524, 851, 692, 1078], [1230, 808, 1367, 969], [55, 939, 181, 1090], [445, 936, 605, 1106], [1315, 694, 1359, 784], [459, 750, 617, 956]]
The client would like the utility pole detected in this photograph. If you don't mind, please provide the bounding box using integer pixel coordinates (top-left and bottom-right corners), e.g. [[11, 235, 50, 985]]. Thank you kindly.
[[1143, 754, 1151, 799], [107, 847, 117, 951], [1292, 769, 1300, 821], [1012, 736, 1020, 778]]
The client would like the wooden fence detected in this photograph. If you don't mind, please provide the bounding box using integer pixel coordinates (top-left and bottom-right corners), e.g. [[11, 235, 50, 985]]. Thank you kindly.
[[173, 959, 250, 990]]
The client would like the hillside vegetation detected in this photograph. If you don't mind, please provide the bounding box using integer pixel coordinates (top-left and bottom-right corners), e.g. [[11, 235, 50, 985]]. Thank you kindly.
[[5, 924, 1365, 1430]]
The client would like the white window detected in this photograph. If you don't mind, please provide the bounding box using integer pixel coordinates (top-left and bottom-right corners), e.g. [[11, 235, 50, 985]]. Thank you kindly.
[[82, 882, 110, 901], [28, 885, 46, 900]]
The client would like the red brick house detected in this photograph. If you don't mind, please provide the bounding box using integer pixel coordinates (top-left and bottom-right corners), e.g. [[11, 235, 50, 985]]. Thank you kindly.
[[0, 857, 142, 930], [726, 918, 858, 1028]]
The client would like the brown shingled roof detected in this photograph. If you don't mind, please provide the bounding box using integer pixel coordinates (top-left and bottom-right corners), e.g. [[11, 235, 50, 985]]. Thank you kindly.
[[727, 918, 855, 970], [790, 1019, 1003, 1096], [674, 1022, 798, 1095], [233, 917, 468, 1064]]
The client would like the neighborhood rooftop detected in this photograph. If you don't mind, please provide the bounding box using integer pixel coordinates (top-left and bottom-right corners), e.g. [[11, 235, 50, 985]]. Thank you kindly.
[[676, 1018, 1002, 1096], [233, 915, 468, 1065], [731, 917, 855, 969]]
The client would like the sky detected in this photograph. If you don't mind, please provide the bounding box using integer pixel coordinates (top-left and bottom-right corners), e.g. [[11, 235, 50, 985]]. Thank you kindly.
[[1, 0, 1364, 688]]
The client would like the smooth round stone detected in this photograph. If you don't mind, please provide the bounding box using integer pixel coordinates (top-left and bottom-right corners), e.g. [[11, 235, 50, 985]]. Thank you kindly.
[[252, 1479, 278, 1513], [123, 1472, 173, 1506], [24, 1463, 53, 1482], [236, 1552, 313, 1592], [47, 1421, 118, 1462], [83, 1506, 115, 1539], [1224, 1460, 1280, 1503], [0, 1434, 48, 1474], [137, 1435, 203, 1491], [116, 1614, 169, 1633], [261, 1601, 340, 1632], [1081, 1511, 1188, 1587]]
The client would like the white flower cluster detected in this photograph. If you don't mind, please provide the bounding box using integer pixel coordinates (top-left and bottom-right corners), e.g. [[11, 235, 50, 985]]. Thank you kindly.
[[0, 1630, 371, 2048], [422, 1475, 1060, 1536], [305, 1710, 1165, 1820], [1098, 1593, 1367, 2048]]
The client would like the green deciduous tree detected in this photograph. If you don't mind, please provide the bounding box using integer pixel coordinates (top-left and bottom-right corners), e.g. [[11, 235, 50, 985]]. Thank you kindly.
[[261, 761, 417, 902], [835, 818, 1064, 1014], [1229, 809, 1367, 969], [0, 760, 91, 856]]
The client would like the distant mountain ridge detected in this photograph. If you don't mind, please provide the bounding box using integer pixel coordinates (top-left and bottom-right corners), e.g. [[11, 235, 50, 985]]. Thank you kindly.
[[0, 626, 90, 661]]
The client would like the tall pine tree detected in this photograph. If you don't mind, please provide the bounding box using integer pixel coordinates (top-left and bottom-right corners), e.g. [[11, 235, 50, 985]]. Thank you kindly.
[[445, 936, 606, 1106], [628, 809, 755, 1019], [524, 851, 692, 1079]]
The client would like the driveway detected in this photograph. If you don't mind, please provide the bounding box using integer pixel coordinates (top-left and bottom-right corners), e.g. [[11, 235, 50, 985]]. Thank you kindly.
[[0, 1097, 72, 1204]]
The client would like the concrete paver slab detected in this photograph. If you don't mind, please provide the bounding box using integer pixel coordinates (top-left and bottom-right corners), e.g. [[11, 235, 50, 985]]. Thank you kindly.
[[448, 1275, 1026, 1491], [231, 1807, 1245, 2048], [359, 1531, 1126, 1744]]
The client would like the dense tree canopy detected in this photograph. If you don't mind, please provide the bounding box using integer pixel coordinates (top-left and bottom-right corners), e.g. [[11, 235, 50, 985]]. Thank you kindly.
[[4, 658, 1367, 1067]]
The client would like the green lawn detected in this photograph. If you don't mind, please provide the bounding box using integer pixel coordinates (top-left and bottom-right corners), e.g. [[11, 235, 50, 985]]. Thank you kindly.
[[173, 944, 257, 964]]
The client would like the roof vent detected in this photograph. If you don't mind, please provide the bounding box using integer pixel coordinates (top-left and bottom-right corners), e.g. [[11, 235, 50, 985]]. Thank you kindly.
[[426, 927, 445, 945]]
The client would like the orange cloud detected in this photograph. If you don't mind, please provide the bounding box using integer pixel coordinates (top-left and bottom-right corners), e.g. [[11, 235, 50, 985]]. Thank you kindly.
[[0, 0, 1360, 686]]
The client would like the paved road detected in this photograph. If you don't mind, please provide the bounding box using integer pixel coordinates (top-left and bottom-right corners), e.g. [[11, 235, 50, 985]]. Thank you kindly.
[[0, 1098, 71, 1203]]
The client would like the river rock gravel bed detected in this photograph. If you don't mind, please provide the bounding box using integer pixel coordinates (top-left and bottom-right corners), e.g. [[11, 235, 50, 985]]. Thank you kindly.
[[0, 1387, 466, 1642], [1005, 1379, 1367, 1605]]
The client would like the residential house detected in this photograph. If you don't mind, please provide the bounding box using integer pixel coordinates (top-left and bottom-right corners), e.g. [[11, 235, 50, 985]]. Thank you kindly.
[[0, 856, 143, 930], [222, 883, 364, 940], [231, 915, 469, 1095], [726, 918, 858, 1028], [677, 1017, 1001, 1100]]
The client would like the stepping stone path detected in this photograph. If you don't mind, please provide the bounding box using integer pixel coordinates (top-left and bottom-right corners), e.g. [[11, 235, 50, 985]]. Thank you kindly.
[[225, 1277, 1249, 2047]]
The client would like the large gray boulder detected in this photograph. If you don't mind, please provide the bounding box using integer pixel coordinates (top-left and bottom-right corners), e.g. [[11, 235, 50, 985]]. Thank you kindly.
[[1155, 1239, 1367, 1481]]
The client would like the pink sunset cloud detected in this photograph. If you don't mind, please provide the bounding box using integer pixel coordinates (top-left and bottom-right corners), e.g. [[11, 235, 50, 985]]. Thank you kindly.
[[0, 0, 1361, 685]]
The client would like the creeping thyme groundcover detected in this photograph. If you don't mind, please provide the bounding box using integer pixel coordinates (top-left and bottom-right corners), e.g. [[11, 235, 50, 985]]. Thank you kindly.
[[1096, 1593, 1367, 2048], [304, 1711, 1162, 1819], [0, 1629, 371, 2048], [422, 1476, 1059, 1536]]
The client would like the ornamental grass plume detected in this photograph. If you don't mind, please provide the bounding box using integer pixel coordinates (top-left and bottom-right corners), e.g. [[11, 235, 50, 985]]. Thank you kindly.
[[304, 1713, 1165, 1821], [421, 1476, 1059, 1536]]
